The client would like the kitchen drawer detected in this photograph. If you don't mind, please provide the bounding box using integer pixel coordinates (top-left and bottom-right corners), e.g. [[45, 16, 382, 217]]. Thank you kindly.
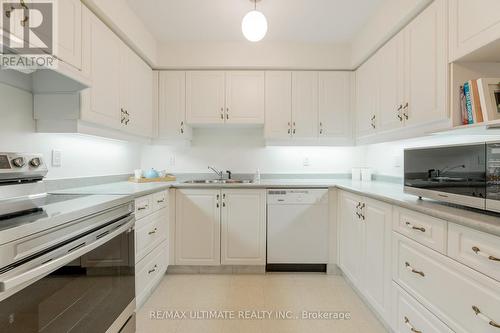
[[393, 232, 500, 333], [393, 207, 447, 253], [135, 208, 168, 263], [448, 223, 500, 282], [392, 282, 454, 333], [136, 240, 168, 308], [152, 190, 168, 211], [135, 195, 152, 219]]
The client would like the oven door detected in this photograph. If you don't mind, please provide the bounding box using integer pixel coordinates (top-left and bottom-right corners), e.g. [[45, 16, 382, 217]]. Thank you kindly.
[[0, 215, 135, 333]]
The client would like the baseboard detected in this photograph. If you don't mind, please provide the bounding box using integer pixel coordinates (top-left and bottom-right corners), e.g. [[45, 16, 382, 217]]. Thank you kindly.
[[167, 265, 266, 274]]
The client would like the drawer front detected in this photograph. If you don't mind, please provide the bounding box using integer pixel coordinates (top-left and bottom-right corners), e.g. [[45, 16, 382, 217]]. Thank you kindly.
[[392, 282, 454, 333], [448, 223, 500, 282], [136, 240, 168, 306], [393, 207, 448, 253], [135, 195, 152, 219], [151, 191, 168, 211], [393, 233, 500, 333], [136, 208, 168, 262]]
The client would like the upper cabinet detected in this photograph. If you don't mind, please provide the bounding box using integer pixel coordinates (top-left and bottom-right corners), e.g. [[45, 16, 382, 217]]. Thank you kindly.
[[356, 0, 449, 142], [35, 5, 153, 140], [292, 71, 319, 138], [158, 71, 192, 141], [449, 0, 500, 62], [56, 0, 82, 70], [265, 71, 352, 143], [186, 71, 265, 126]]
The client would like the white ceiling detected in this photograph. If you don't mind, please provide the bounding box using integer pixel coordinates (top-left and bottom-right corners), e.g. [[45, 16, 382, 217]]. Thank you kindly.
[[126, 0, 383, 43]]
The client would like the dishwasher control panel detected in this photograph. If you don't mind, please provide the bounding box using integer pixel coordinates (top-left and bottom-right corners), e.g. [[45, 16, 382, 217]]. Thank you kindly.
[[267, 189, 328, 205]]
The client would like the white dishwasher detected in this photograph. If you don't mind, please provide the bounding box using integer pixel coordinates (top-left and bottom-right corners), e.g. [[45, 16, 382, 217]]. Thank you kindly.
[[267, 189, 329, 271]]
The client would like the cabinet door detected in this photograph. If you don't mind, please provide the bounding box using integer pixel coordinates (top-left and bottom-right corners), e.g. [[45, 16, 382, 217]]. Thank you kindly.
[[186, 71, 225, 125], [450, 0, 500, 61], [56, 0, 82, 70], [121, 47, 153, 137], [404, 0, 448, 127], [225, 71, 265, 124], [377, 33, 405, 132], [292, 71, 319, 138], [175, 189, 220, 265], [362, 198, 392, 323], [221, 189, 266, 265], [264, 71, 292, 139], [80, 6, 121, 130], [338, 191, 364, 285], [158, 71, 192, 140], [356, 58, 378, 137], [318, 72, 352, 138]]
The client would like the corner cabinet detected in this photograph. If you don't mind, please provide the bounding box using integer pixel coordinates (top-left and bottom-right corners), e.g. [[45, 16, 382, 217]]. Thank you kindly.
[[186, 71, 265, 126], [356, 0, 449, 143], [338, 191, 392, 324], [175, 189, 266, 266]]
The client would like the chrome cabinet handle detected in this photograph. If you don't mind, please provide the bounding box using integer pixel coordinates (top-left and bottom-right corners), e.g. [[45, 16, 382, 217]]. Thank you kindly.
[[319, 122, 323, 135], [403, 103, 409, 120], [180, 121, 184, 134], [148, 264, 158, 274], [472, 306, 500, 328], [292, 122, 296, 134], [371, 115, 376, 129], [137, 205, 148, 211], [405, 262, 425, 277], [472, 246, 500, 262], [148, 228, 158, 235], [404, 317, 422, 333], [405, 221, 426, 233], [288, 122, 291, 135], [397, 105, 403, 121], [216, 194, 220, 208], [157, 199, 165, 203]]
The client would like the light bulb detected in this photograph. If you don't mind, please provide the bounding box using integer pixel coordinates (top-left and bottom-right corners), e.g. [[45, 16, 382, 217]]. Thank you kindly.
[[241, 10, 268, 42]]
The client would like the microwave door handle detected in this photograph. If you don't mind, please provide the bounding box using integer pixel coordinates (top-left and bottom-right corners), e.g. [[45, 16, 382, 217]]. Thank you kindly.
[[0, 217, 134, 292]]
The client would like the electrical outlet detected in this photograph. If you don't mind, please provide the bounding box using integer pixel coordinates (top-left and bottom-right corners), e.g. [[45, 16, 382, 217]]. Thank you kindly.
[[303, 157, 310, 167], [52, 149, 62, 167]]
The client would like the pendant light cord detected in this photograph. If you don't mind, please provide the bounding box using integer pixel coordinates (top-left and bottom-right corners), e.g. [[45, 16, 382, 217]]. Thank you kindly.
[[254, 0, 256, 10]]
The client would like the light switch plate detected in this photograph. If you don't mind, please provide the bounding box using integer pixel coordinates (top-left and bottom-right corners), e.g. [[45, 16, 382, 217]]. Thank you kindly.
[[52, 149, 62, 167]]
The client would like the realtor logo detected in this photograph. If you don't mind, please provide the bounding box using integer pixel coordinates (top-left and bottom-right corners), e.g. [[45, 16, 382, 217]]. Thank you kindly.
[[1, 0, 57, 70]]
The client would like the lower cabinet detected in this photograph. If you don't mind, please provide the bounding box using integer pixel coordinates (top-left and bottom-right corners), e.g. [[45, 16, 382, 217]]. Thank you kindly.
[[134, 191, 169, 308], [338, 191, 392, 324], [175, 189, 266, 266]]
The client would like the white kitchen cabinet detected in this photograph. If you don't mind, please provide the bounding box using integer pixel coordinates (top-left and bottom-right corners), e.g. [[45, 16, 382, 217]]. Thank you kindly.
[[264, 71, 293, 139], [186, 71, 225, 125], [186, 71, 264, 126], [120, 45, 153, 137], [449, 0, 500, 61], [175, 189, 221, 265], [318, 72, 352, 138], [292, 71, 319, 138], [80, 6, 153, 137], [220, 189, 266, 265], [338, 191, 392, 324], [158, 71, 192, 140], [80, 5, 122, 130], [362, 197, 393, 323], [338, 191, 365, 286], [356, 58, 378, 137], [404, 0, 448, 127], [225, 71, 265, 124], [377, 33, 405, 132], [56, 0, 82, 70]]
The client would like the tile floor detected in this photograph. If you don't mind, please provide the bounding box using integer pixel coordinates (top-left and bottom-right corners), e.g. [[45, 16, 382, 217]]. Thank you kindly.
[[136, 273, 388, 333]]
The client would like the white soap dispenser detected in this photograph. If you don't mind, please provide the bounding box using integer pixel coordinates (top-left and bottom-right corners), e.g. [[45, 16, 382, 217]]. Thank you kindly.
[[254, 168, 261, 183]]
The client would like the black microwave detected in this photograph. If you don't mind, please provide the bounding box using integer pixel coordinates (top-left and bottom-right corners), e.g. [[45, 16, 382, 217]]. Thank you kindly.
[[404, 142, 500, 212]]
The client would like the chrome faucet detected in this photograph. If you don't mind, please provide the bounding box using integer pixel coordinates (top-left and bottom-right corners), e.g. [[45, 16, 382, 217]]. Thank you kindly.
[[208, 166, 224, 180]]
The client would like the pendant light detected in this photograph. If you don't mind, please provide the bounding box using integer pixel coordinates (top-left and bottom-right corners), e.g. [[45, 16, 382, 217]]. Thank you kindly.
[[241, 0, 268, 42]]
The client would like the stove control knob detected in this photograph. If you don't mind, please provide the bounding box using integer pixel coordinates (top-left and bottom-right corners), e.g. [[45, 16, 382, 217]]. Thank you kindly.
[[29, 157, 41, 168], [11, 157, 25, 168]]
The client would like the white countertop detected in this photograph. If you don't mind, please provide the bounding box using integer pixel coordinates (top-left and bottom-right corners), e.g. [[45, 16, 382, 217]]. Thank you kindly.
[[53, 179, 500, 237]]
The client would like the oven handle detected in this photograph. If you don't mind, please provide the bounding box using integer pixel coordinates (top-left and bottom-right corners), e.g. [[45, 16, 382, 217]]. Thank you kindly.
[[0, 216, 134, 292]]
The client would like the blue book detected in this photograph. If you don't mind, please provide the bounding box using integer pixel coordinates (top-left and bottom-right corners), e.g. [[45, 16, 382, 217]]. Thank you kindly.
[[464, 82, 474, 124]]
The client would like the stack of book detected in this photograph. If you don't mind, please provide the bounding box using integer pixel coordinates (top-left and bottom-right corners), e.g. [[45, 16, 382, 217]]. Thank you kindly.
[[460, 80, 484, 125]]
